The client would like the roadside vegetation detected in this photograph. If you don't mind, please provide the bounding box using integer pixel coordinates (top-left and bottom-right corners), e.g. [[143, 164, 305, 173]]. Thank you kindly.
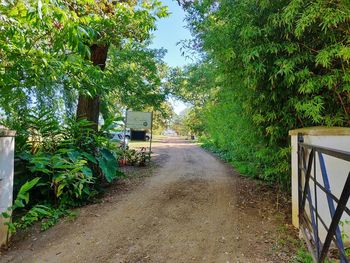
[[169, 0, 350, 188], [0, 1, 169, 235], [1, 1, 349, 261]]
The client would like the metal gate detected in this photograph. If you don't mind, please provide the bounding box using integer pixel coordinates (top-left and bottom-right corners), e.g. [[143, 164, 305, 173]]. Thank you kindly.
[[298, 134, 350, 262]]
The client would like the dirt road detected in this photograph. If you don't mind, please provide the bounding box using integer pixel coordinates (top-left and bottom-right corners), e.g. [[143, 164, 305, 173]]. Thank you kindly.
[[0, 138, 296, 263]]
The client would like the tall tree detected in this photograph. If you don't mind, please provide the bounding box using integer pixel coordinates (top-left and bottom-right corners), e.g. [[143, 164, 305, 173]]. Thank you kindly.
[[76, 44, 109, 129], [0, 0, 168, 130], [69, 1, 168, 130]]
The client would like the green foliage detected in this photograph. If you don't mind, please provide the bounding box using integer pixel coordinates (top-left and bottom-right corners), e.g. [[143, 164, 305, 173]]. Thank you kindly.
[[97, 148, 121, 183], [294, 249, 314, 263], [339, 220, 350, 240], [118, 147, 151, 166], [14, 110, 125, 204], [104, 47, 168, 115], [0, 1, 168, 121], [21, 205, 75, 232], [171, 107, 204, 136], [293, 248, 338, 263], [2, 177, 40, 233], [0, 0, 166, 236], [1, 109, 128, 234], [172, 0, 350, 187], [145, 102, 174, 134], [24, 149, 97, 206], [5, 204, 75, 234], [1, 177, 41, 220]]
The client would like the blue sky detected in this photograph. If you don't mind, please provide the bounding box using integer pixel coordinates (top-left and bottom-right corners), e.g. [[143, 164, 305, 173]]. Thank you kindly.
[[150, 0, 191, 114]]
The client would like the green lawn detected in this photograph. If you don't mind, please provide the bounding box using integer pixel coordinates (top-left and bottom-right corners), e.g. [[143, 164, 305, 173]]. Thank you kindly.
[[128, 135, 167, 149]]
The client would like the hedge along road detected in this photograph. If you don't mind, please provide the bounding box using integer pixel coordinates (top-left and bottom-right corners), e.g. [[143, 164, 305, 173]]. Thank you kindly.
[[0, 137, 296, 263]]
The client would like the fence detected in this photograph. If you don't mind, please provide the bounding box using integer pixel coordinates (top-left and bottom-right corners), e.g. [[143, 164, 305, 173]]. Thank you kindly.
[[290, 127, 350, 262]]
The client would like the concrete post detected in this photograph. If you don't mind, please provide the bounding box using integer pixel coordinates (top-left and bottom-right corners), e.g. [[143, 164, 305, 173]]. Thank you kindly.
[[0, 126, 16, 247]]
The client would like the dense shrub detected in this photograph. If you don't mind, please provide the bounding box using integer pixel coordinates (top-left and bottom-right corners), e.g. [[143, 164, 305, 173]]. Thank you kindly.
[[1, 109, 123, 232], [171, 0, 350, 187]]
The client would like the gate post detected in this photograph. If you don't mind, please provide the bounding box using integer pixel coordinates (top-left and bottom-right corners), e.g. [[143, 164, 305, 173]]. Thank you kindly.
[[290, 130, 300, 228], [0, 125, 16, 247]]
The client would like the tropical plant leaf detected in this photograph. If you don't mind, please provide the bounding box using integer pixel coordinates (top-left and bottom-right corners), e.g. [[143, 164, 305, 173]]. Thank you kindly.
[[97, 148, 118, 182]]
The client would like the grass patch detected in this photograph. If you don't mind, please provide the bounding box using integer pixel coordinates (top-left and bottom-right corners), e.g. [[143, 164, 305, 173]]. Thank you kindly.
[[293, 249, 314, 263]]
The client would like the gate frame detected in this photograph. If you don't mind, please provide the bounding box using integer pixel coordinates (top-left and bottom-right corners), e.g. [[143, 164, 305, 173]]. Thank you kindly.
[[297, 133, 350, 262]]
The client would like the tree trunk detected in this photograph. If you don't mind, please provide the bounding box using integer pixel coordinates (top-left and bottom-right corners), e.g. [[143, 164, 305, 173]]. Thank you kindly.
[[76, 44, 109, 131]]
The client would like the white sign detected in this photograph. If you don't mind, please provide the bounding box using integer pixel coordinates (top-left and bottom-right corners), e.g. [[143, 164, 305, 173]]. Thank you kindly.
[[126, 111, 152, 129]]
